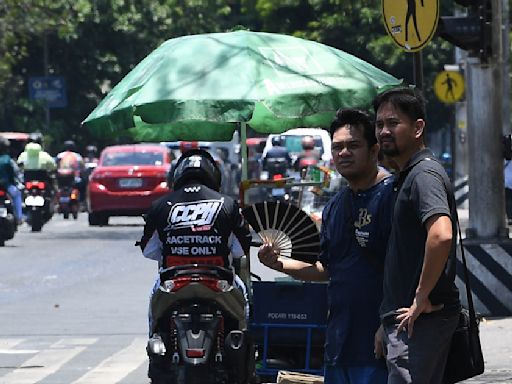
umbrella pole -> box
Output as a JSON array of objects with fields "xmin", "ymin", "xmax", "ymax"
[
  {"xmin": 240, "ymin": 122, "xmax": 248, "ymax": 180},
  {"xmin": 239, "ymin": 122, "xmax": 254, "ymax": 305}
]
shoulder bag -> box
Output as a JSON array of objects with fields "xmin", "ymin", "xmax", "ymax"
[{"xmin": 443, "ymin": 221, "xmax": 485, "ymax": 383}]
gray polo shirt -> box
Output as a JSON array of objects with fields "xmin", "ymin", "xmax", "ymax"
[{"xmin": 380, "ymin": 149, "xmax": 460, "ymax": 318}]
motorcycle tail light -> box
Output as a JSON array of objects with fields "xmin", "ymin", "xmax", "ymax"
[
  {"xmin": 272, "ymin": 174, "xmax": 283, "ymax": 180},
  {"xmin": 186, "ymin": 348, "xmax": 205, "ymax": 358},
  {"xmin": 71, "ymin": 192, "xmax": 78, "ymax": 199},
  {"xmin": 26, "ymin": 181, "xmax": 45, "ymax": 190},
  {"xmin": 0, "ymin": 190, "xmax": 5, "ymax": 197}
]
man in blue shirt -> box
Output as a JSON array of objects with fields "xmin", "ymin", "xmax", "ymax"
[{"xmin": 258, "ymin": 109, "xmax": 395, "ymax": 384}]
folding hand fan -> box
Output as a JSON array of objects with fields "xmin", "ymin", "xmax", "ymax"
[{"xmin": 242, "ymin": 201, "xmax": 321, "ymax": 264}]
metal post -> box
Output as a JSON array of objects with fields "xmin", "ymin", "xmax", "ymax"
[
  {"xmin": 43, "ymin": 32, "xmax": 50, "ymax": 132},
  {"xmin": 502, "ymin": 0, "xmax": 510, "ymax": 136},
  {"xmin": 465, "ymin": 0, "xmax": 508, "ymax": 238},
  {"xmin": 412, "ymin": 51, "xmax": 424, "ymax": 90}
]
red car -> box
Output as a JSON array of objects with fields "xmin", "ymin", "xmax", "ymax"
[{"xmin": 87, "ymin": 144, "xmax": 171, "ymax": 226}]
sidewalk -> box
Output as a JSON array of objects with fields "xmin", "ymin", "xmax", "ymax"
[
  {"xmin": 451, "ymin": 208, "xmax": 511, "ymax": 383},
  {"xmin": 462, "ymin": 316, "xmax": 512, "ymax": 383}
]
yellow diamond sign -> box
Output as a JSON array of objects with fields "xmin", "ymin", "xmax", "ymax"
[
  {"xmin": 382, "ymin": 0, "xmax": 439, "ymax": 52},
  {"xmin": 434, "ymin": 71, "xmax": 465, "ymax": 104}
]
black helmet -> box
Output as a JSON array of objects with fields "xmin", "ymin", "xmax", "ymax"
[
  {"xmin": 271, "ymin": 135, "xmax": 283, "ymax": 147},
  {"xmin": 28, "ymin": 132, "xmax": 43, "ymax": 144},
  {"xmin": 301, "ymin": 135, "xmax": 315, "ymax": 150},
  {"xmin": 64, "ymin": 140, "xmax": 76, "ymax": 151},
  {"xmin": 172, "ymin": 149, "xmax": 221, "ymax": 191}
]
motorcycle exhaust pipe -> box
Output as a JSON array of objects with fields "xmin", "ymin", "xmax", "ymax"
[{"xmin": 147, "ymin": 334, "xmax": 166, "ymax": 356}]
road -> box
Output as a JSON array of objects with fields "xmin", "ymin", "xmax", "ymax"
[{"xmin": 0, "ymin": 214, "xmax": 154, "ymax": 384}]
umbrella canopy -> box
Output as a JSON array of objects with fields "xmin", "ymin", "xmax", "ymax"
[{"xmin": 83, "ymin": 30, "xmax": 401, "ymax": 142}]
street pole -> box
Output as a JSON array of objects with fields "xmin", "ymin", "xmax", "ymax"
[
  {"xmin": 413, "ymin": 51, "xmax": 424, "ymax": 90},
  {"xmin": 43, "ymin": 32, "xmax": 50, "ymax": 133},
  {"xmin": 466, "ymin": 0, "xmax": 507, "ymax": 239},
  {"xmin": 502, "ymin": 0, "xmax": 510, "ymax": 137}
]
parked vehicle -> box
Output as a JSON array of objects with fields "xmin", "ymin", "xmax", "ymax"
[
  {"xmin": 87, "ymin": 144, "xmax": 171, "ymax": 226},
  {"xmin": 0, "ymin": 184, "xmax": 17, "ymax": 246},
  {"xmin": 56, "ymin": 171, "xmax": 80, "ymax": 219},
  {"xmin": 23, "ymin": 169, "xmax": 55, "ymax": 232},
  {"xmin": 147, "ymin": 265, "xmax": 255, "ymax": 384}
]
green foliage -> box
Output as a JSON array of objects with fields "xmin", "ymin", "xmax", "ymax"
[{"xmin": 0, "ymin": 0, "xmax": 485, "ymax": 152}]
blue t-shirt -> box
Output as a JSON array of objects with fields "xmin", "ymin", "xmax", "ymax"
[{"xmin": 319, "ymin": 176, "xmax": 394, "ymax": 366}]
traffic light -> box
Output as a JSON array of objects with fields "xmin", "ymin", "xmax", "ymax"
[{"xmin": 437, "ymin": 0, "xmax": 492, "ymax": 62}]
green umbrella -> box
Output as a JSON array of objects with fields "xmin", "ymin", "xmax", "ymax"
[{"xmin": 82, "ymin": 30, "xmax": 401, "ymax": 143}]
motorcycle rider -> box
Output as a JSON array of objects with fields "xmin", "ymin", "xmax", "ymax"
[
  {"xmin": 138, "ymin": 148, "xmax": 252, "ymax": 335},
  {"xmin": 261, "ymin": 135, "xmax": 292, "ymax": 177},
  {"xmin": 0, "ymin": 137, "xmax": 23, "ymax": 224},
  {"xmin": 17, "ymin": 132, "xmax": 55, "ymax": 170},
  {"xmin": 18, "ymin": 142, "xmax": 57, "ymax": 172},
  {"xmin": 56, "ymin": 140, "xmax": 85, "ymax": 202},
  {"xmin": 294, "ymin": 135, "xmax": 321, "ymax": 172}
]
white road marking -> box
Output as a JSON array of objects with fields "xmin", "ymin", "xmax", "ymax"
[
  {"xmin": 0, "ymin": 338, "xmax": 96, "ymax": 384},
  {"xmin": 71, "ymin": 337, "xmax": 147, "ymax": 384}
]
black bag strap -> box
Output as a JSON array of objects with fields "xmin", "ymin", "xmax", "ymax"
[{"xmin": 456, "ymin": 218, "xmax": 479, "ymax": 330}]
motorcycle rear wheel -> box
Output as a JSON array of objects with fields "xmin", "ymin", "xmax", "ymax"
[{"xmin": 31, "ymin": 210, "xmax": 43, "ymax": 232}]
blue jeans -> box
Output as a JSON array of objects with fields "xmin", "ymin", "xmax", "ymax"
[
  {"xmin": 7, "ymin": 184, "xmax": 22, "ymax": 221},
  {"xmin": 324, "ymin": 365, "xmax": 388, "ymax": 384}
]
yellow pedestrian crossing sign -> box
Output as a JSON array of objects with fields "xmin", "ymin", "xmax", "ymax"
[
  {"xmin": 382, "ymin": 0, "xmax": 439, "ymax": 52},
  {"xmin": 434, "ymin": 71, "xmax": 465, "ymax": 104}
]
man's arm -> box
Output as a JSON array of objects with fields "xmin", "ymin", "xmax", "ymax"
[
  {"xmin": 258, "ymin": 243, "xmax": 328, "ymax": 282},
  {"xmin": 397, "ymin": 213, "xmax": 452, "ymax": 336}
]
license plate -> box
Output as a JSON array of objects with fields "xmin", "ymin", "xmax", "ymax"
[
  {"xmin": 25, "ymin": 195, "xmax": 45, "ymax": 207},
  {"xmin": 0, "ymin": 207, "xmax": 7, "ymax": 218},
  {"xmin": 119, "ymin": 178, "xmax": 143, "ymax": 188},
  {"xmin": 272, "ymin": 188, "xmax": 285, "ymax": 196},
  {"xmin": 59, "ymin": 196, "xmax": 70, "ymax": 203}
]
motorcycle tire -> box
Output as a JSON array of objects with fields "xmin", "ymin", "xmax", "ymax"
[
  {"xmin": 31, "ymin": 210, "xmax": 43, "ymax": 232},
  {"xmin": 0, "ymin": 239, "xmax": 4, "ymax": 247},
  {"xmin": 63, "ymin": 212, "xmax": 69, "ymax": 220},
  {"xmin": 72, "ymin": 211, "xmax": 78, "ymax": 220}
]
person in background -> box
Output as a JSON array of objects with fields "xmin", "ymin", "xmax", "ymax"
[
  {"xmin": 17, "ymin": 132, "xmax": 55, "ymax": 171},
  {"xmin": 18, "ymin": 142, "xmax": 56, "ymax": 172},
  {"xmin": 258, "ymin": 108, "xmax": 394, "ymax": 384},
  {"xmin": 374, "ymin": 87, "xmax": 460, "ymax": 384},
  {"xmin": 0, "ymin": 137, "xmax": 23, "ymax": 224},
  {"xmin": 261, "ymin": 135, "xmax": 292, "ymax": 175},
  {"xmin": 294, "ymin": 135, "xmax": 321, "ymax": 172},
  {"xmin": 56, "ymin": 140, "xmax": 85, "ymax": 202}
]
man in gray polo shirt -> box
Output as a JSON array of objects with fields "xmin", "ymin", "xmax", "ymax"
[{"xmin": 373, "ymin": 87, "xmax": 460, "ymax": 384}]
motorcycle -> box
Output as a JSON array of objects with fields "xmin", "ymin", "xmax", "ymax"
[
  {"xmin": 24, "ymin": 170, "xmax": 54, "ymax": 232},
  {"xmin": 0, "ymin": 184, "xmax": 17, "ymax": 246},
  {"xmin": 56, "ymin": 173, "xmax": 80, "ymax": 220},
  {"xmin": 147, "ymin": 264, "xmax": 255, "ymax": 384},
  {"xmin": 263, "ymin": 157, "xmax": 292, "ymax": 202}
]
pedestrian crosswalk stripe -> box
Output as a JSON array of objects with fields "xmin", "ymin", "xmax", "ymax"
[
  {"xmin": 0, "ymin": 338, "xmax": 33, "ymax": 354},
  {"xmin": 70, "ymin": 337, "xmax": 147, "ymax": 384},
  {"xmin": 0, "ymin": 338, "xmax": 96, "ymax": 384}
]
